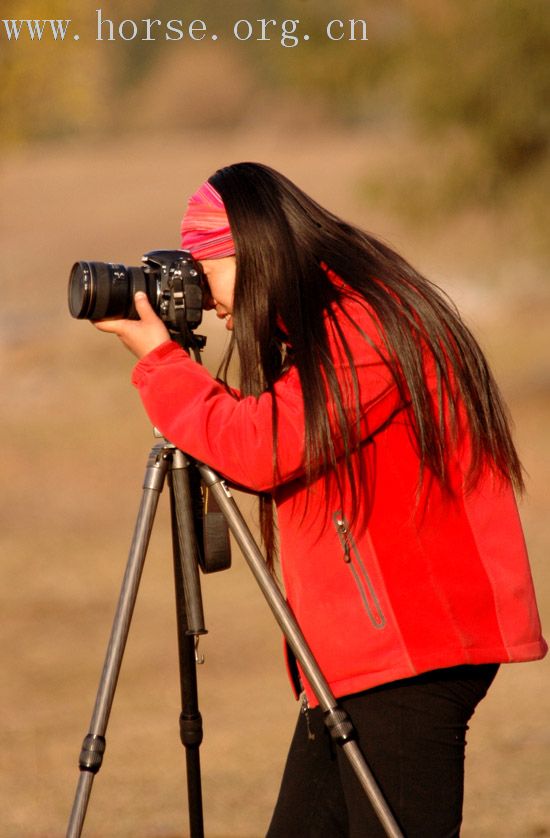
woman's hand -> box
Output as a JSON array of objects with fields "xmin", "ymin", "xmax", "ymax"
[{"xmin": 93, "ymin": 292, "xmax": 171, "ymax": 359}]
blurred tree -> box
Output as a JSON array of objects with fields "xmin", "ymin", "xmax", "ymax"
[
  {"xmin": 1, "ymin": 0, "xmax": 548, "ymax": 207},
  {"xmin": 0, "ymin": 0, "xmax": 110, "ymax": 142},
  {"xmin": 404, "ymin": 0, "xmax": 550, "ymax": 183}
]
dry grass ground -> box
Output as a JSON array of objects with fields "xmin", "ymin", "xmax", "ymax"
[{"xmin": 1, "ymin": 129, "xmax": 548, "ymax": 836}]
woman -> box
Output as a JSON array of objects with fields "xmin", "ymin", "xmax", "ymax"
[{"xmin": 95, "ymin": 162, "xmax": 546, "ymax": 836}]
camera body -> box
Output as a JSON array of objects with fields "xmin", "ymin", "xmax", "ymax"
[{"xmin": 68, "ymin": 249, "xmax": 206, "ymax": 335}]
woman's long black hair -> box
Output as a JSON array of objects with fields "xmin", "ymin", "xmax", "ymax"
[{"xmin": 208, "ymin": 162, "xmax": 523, "ymax": 567}]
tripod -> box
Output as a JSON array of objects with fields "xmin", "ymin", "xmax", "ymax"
[{"xmin": 66, "ymin": 440, "xmax": 404, "ymax": 838}]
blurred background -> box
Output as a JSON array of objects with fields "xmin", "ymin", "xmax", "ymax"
[{"xmin": 1, "ymin": 1, "xmax": 549, "ymax": 835}]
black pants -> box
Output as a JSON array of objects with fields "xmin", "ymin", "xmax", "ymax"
[{"xmin": 267, "ymin": 664, "xmax": 499, "ymax": 837}]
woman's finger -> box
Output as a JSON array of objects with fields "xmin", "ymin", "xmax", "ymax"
[
  {"xmin": 92, "ymin": 318, "xmax": 127, "ymax": 334},
  {"xmin": 134, "ymin": 291, "xmax": 156, "ymax": 320}
]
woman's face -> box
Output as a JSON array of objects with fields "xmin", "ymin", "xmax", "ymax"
[{"xmin": 200, "ymin": 256, "xmax": 236, "ymax": 331}]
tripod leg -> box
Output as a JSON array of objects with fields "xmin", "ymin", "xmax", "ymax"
[
  {"xmin": 198, "ymin": 464, "xmax": 404, "ymax": 838},
  {"xmin": 67, "ymin": 444, "xmax": 169, "ymax": 838},
  {"xmin": 170, "ymin": 450, "xmax": 207, "ymax": 635},
  {"xmin": 169, "ymin": 453, "xmax": 206, "ymax": 838}
]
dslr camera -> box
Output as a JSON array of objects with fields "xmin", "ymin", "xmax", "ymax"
[{"xmin": 68, "ymin": 250, "xmax": 207, "ymax": 339}]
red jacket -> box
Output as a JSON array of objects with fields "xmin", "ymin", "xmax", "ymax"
[{"xmin": 132, "ymin": 288, "xmax": 547, "ymax": 705}]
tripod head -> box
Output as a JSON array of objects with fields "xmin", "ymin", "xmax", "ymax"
[{"xmin": 171, "ymin": 324, "xmax": 206, "ymax": 360}]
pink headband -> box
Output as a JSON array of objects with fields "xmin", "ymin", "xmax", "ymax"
[{"xmin": 180, "ymin": 181, "xmax": 235, "ymax": 260}]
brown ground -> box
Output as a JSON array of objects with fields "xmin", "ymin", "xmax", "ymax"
[{"xmin": 1, "ymin": 129, "xmax": 548, "ymax": 836}]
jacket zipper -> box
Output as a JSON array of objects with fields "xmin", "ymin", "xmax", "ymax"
[
  {"xmin": 333, "ymin": 512, "xmax": 386, "ymax": 630},
  {"xmin": 300, "ymin": 690, "xmax": 315, "ymax": 740}
]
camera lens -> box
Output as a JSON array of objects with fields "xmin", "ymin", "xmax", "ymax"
[{"xmin": 68, "ymin": 262, "xmax": 149, "ymax": 320}]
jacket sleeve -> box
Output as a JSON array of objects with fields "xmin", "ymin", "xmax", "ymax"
[{"xmin": 131, "ymin": 334, "xmax": 402, "ymax": 492}]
